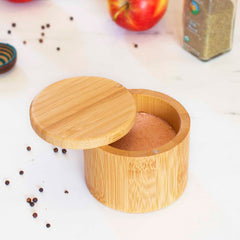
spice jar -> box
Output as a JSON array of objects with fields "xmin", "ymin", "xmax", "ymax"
[
  {"xmin": 30, "ymin": 76, "xmax": 190, "ymax": 213},
  {"xmin": 183, "ymin": 0, "xmax": 238, "ymax": 61}
]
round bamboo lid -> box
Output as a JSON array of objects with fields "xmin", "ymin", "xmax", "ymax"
[{"xmin": 30, "ymin": 76, "xmax": 136, "ymax": 149}]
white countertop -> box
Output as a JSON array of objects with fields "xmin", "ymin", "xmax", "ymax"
[{"xmin": 0, "ymin": 0, "xmax": 240, "ymax": 239}]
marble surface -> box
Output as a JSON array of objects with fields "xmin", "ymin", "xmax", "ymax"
[{"xmin": 0, "ymin": 0, "xmax": 240, "ymax": 239}]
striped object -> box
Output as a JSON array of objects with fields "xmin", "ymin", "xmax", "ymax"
[{"xmin": 0, "ymin": 43, "xmax": 17, "ymax": 74}]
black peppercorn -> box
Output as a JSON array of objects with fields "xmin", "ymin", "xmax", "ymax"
[
  {"xmin": 53, "ymin": 147, "xmax": 58, "ymax": 153},
  {"xmin": 39, "ymin": 187, "xmax": 44, "ymax": 193},
  {"xmin": 62, "ymin": 149, "xmax": 67, "ymax": 154},
  {"xmin": 27, "ymin": 146, "xmax": 31, "ymax": 151},
  {"xmin": 5, "ymin": 180, "xmax": 10, "ymax": 185},
  {"xmin": 19, "ymin": 170, "xmax": 24, "ymax": 175},
  {"xmin": 33, "ymin": 197, "xmax": 38, "ymax": 203},
  {"xmin": 46, "ymin": 223, "xmax": 51, "ymax": 228}
]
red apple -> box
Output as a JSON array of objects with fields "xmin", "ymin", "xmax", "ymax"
[
  {"xmin": 7, "ymin": 0, "xmax": 34, "ymax": 2},
  {"xmin": 108, "ymin": 0, "xmax": 169, "ymax": 31}
]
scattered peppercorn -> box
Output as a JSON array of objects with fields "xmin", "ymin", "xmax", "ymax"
[
  {"xmin": 5, "ymin": 180, "xmax": 10, "ymax": 186},
  {"xmin": 46, "ymin": 223, "xmax": 51, "ymax": 228},
  {"xmin": 26, "ymin": 198, "xmax": 32, "ymax": 203},
  {"xmin": 56, "ymin": 47, "xmax": 60, "ymax": 51},
  {"xmin": 46, "ymin": 23, "xmax": 50, "ymax": 28},
  {"xmin": 53, "ymin": 147, "xmax": 58, "ymax": 153},
  {"xmin": 19, "ymin": 170, "xmax": 24, "ymax": 175},
  {"xmin": 64, "ymin": 190, "xmax": 69, "ymax": 194},
  {"xmin": 12, "ymin": 23, "xmax": 16, "ymax": 27},
  {"xmin": 41, "ymin": 32, "xmax": 45, "ymax": 37},
  {"xmin": 41, "ymin": 25, "xmax": 45, "ymax": 30},
  {"xmin": 23, "ymin": 41, "xmax": 27, "ymax": 45},
  {"xmin": 39, "ymin": 39, "xmax": 43, "ymax": 43},
  {"xmin": 134, "ymin": 43, "xmax": 138, "ymax": 48},
  {"xmin": 7, "ymin": 30, "xmax": 11, "ymax": 34},
  {"xmin": 30, "ymin": 202, "xmax": 35, "ymax": 207},
  {"xmin": 39, "ymin": 187, "xmax": 44, "ymax": 193},
  {"xmin": 27, "ymin": 146, "xmax": 31, "ymax": 151},
  {"xmin": 62, "ymin": 149, "xmax": 67, "ymax": 154},
  {"xmin": 33, "ymin": 197, "xmax": 38, "ymax": 203},
  {"xmin": 33, "ymin": 213, "xmax": 38, "ymax": 218},
  {"xmin": 70, "ymin": 16, "xmax": 74, "ymax": 21}
]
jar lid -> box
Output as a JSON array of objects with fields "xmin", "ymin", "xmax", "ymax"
[{"xmin": 30, "ymin": 76, "xmax": 136, "ymax": 149}]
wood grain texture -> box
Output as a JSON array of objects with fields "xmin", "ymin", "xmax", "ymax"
[
  {"xmin": 30, "ymin": 76, "xmax": 136, "ymax": 149},
  {"xmin": 84, "ymin": 89, "xmax": 190, "ymax": 213}
]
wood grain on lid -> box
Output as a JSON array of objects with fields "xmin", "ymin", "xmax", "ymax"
[{"xmin": 30, "ymin": 76, "xmax": 136, "ymax": 149}]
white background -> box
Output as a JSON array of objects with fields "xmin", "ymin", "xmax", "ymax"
[{"xmin": 0, "ymin": 0, "xmax": 240, "ymax": 239}]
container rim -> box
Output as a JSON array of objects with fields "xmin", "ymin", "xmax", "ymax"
[{"xmin": 100, "ymin": 89, "xmax": 190, "ymax": 157}]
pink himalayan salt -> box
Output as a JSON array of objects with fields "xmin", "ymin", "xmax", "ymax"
[{"xmin": 111, "ymin": 112, "xmax": 176, "ymax": 151}]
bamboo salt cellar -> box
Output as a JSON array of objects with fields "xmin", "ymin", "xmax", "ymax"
[{"xmin": 30, "ymin": 76, "xmax": 190, "ymax": 213}]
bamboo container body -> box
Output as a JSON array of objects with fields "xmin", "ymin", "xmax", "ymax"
[{"xmin": 84, "ymin": 89, "xmax": 190, "ymax": 213}]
